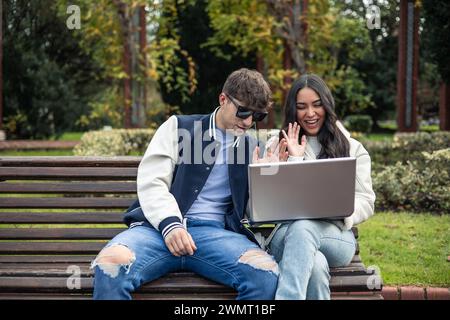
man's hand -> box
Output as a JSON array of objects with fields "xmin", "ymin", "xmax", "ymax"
[
  {"xmin": 252, "ymin": 138, "xmax": 288, "ymax": 163},
  {"xmin": 164, "ymin": 228, "xmax": 197, "ymax": 257}
]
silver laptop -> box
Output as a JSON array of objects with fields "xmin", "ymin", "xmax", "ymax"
[{"xmin": 247, "ymin": 157, "xmax": 356, "ymax": 224}]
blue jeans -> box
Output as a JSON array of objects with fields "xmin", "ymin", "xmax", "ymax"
[
  {"xmin": 268, "ymin": 219, "xmax": 356, "ymax": 300},
  {"xmin": 92, "ymin": 219, "xmax": 279, "ymax": 300}
]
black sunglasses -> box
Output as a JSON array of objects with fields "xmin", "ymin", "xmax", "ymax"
[{"xmin": 225, "ymin": 93, "xmax": 268, "ymax": 122}]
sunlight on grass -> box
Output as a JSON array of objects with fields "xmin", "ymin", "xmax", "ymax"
[
  {"xmin": 51, "ymin": 132, "xmax": 84, "ymax": 141},
  {"xmin": 358, "ymin": 211, "xmax": 450, "ymax": 287}
]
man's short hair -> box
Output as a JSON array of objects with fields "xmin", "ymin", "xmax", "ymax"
[{"xmin": 222, "ymin": 68, "xmax": 273, "ymax": 111}]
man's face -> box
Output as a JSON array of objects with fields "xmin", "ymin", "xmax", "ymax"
[{"xmin": 216, "ymin": 93, "xmax": 262, "ymax": 136}]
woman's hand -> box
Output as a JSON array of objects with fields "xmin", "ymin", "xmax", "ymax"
[{"xmin": 281, "ymin": 122, "xmax": 307, "ymax": 158}]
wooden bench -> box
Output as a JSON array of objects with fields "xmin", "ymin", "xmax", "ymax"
[{"xmin": 0, "ymin": 156, "xmax": 383, "ymax": 300}]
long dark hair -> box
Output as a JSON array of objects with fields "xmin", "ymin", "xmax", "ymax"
[{"xmin": 281, "ymin": 74, "xmax": 350, "ymax": 159}]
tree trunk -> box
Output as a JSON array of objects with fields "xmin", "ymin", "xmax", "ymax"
[
  {"xmin": 114, "ymin": 0, "xmax": 132, "ymax": 129},
  {"xmin": 440, "ymin": 82, "xmax": 450, "ymax": 131}
]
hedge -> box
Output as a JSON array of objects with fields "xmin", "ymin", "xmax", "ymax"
[{"xmin": 73, "ymin": 129, "xmax": 155, "ymax": 156}]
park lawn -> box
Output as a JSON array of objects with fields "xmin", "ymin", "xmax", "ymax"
[
  {"xmin": 358, "ymin": 211, "xmax": 450, "ymax": 287},
  {"xmin": 50, "ymin": 131, "xmax": 84, "ymax": 141}
]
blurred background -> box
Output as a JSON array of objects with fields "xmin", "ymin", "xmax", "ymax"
[
  {"xmin": 1, "ymin": 0, "xmax": 449, "ymax": 140},
  {"xmin": 0, "ymin": 0, "xmax": 449, "ymax": 290}
]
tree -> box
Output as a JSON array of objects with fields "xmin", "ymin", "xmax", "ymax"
[
  {"xmin": 3, "ymin": 0, "xmax": 105, "ymax": 138},
  {"xmin": 336, "ymin": 0, "xmax": 401, "ymax": 129},
  {"xmin": 156, "ymin": 0, "xmax": 256, "ymax": 115},
  {"xmin": 204, "ymin": 0, "xmax": 372, "ymax": 118},
  {"xmin": 69, "ymin": 0, "xmax": 199, "ymax": 126},
  {"xmin": 422, "ymin": 0, "xmax": 450, "ymax": 130},
  {"xmin": 422, "ymin": 0, "xmax": 450, "ymax": 83}
]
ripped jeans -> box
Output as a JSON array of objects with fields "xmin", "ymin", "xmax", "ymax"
[{"xmin": 92, "ymin": 219, "xmax": 279, "ymax": 300}]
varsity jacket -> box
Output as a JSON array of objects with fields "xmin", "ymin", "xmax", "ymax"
[{"xmin": 123, "ymin": 112, "xmax": 259, "ymax": 244}]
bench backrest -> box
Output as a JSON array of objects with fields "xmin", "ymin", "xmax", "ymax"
[
  {"xmin": 0, "ymin": 157, "xmax": 141, "ymax": 258},
  {"xmin": 0, "ymin": 156, "xmax": 359, "ymax": 260}
]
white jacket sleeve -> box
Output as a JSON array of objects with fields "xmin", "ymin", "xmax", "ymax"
[
  {"xmin": 343, "ymin": 141, "xmax": 376, "ymax": 230},
  {"xmin": 136, "ymin": 115, "xmax": 183, "ymax": 234}
]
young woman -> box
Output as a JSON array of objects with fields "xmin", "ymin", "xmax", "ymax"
[{"xmin": 266, "ymin": 74, "xmax": 376, "ymax": 300}]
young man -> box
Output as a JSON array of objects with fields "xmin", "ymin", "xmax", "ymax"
[{"xmin": 91, "ymin": 68, "xmax": 279, "ymax": 300}]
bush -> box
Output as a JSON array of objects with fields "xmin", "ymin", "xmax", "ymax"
[
  {"xmin": 362, "ymin": 131, "xmax": 450, "ymax": 170},
  {"xmin": 345, "ymin": 115, "xmax": 373, "ymax": 133},
  {"xmin": 73, "ymin": 129, "xmax": 155, "ymax": 156},
  {"xmin": 373, "ymin": 148, "xmax": 450, "ymax": 213}
]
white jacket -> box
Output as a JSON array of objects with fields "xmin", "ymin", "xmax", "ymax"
[{"xmin": 264, "ymin": 123, "xmax": 376, "ymax": 230}]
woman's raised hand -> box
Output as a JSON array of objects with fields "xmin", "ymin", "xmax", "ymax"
[{"xmin": 281, "ymin": 122, "xmax": 307, "ymax": 158}]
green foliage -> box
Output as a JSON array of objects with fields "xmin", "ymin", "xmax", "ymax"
[
  {"xmin": 422, "ymin": 0, "xmax": 450, "ymax": 83},
  {"xmin": 362, "ymin": 131, "xmax": 450, "ymax": 169},
  {"xmin": 373, "ymin": 148, "xmax": 450, "ymax": 213},
  {"xmin": 340, "ymin": 0, "xmax": 400, "ymax": 126},
  {"xmin": 204, "ymin": 0, "xmax": 373, "ymax": 116},
  {"xmin": 157, "ymin": 0, "xmax": 256, "ymax": 115},
  {"xmin": 3, "ymin": 0, "xmax": 105, "ymax": 138},
  {"xmin": 76, "ymin": 87, "xmax": 124, "ymax": 130},
  {"xmin": 344, "ymin": 115, "xmax": 373, "ymax": 134},
  {"xmin": 365, "ymin": 132, "xmax": 450, "ymax": 213},
  {"xmin": 68, "ymin": 0, "xmax": 198, "ymax": 122},
  {"xmin": 73, "ymin": 129, "xmax": 155, "ymax": 156}
]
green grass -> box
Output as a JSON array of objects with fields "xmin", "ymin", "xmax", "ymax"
[
  {"xmin": 419, "ymin": 124, "xmax": 440, "ymax": 132},
  {"xmin": 50, "ymin": 131, "xmax": 84, "ymax": 141},
  {"xmin": 358, "ymin": 211, "xmax": 450, "ymax": 287},
  {"xmin": 378, "ymin": 121, "xmax": 440, "ymax": 133},
  {"xmin": 378, "ymin": 120, "xmax": 397, "ymax": 131}
]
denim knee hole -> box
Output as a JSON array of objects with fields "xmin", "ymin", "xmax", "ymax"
[
  {"xmin": 90, "ymin": 244, "xmax": 136, "ymax": 278},
  {"xmin": 238, "ymin": 248, "xmax": 279, "ymax": 276}
]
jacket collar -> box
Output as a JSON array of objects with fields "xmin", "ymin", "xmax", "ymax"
[{"xmin": 208, "ymin": 107, "xmax": 243, "ymax": 148}]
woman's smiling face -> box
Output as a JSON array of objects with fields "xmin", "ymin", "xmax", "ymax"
[{"xmin": 296, "ymin": 87, "xmax": 326, "ymax": 136}]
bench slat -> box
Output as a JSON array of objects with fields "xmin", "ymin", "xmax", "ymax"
[
  {"xmin": 0, "ymin": 212, "xmax": 124, "ymax": 224},
  {"xmin": 0, "ymin": 228, "xmax": 126, "ymax": 240},
  {"xmin": 0, "ymin": 275, "xmax": 231, "ymax": 293},
  {"xmin": 0, "ymin": 255, "xmax": 98, "ymax": 263},
  {"xmin": 0, "ymin": 262, "xmax": 371, "ymax": 277},
  {"xmin": 0, "ymin": 255, "xmax": 363, "ymax": 264},
  {"xmin": 0, "ymin": 197, "xmax": 134, "ymax": 209},
  {"xmin": 0, "ymin": 167, "xmax": 137, "ymax": 180},
  {"xmin": 0, "ymin": 156, "xmax": 142, "ymax": 167},
  {"xmin": 0, "ymin": 273, "xmax": 380, "ymax": 293},
  {"xmin": 0, "ymin": 242, "xmax": 106, "ymax": 254},
  {"xmin": 0, "ymin": 292, "xmax": 383, "ymax": 300},
  {"xmin": 0, "ymin": 182, "xmax": 137, "ymax": 194},
  {"xmin": 0, "ymin": 292, "xmax": 237, "ymax": 300}
]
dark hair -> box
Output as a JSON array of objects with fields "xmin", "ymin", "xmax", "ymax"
[
  {"xmin": 222, "ymin": 68, "xmax": 273, "ymax": 111},
  {"xmin": 281, "ymin": 73, "xmax": 350, "ymax": 159}
]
